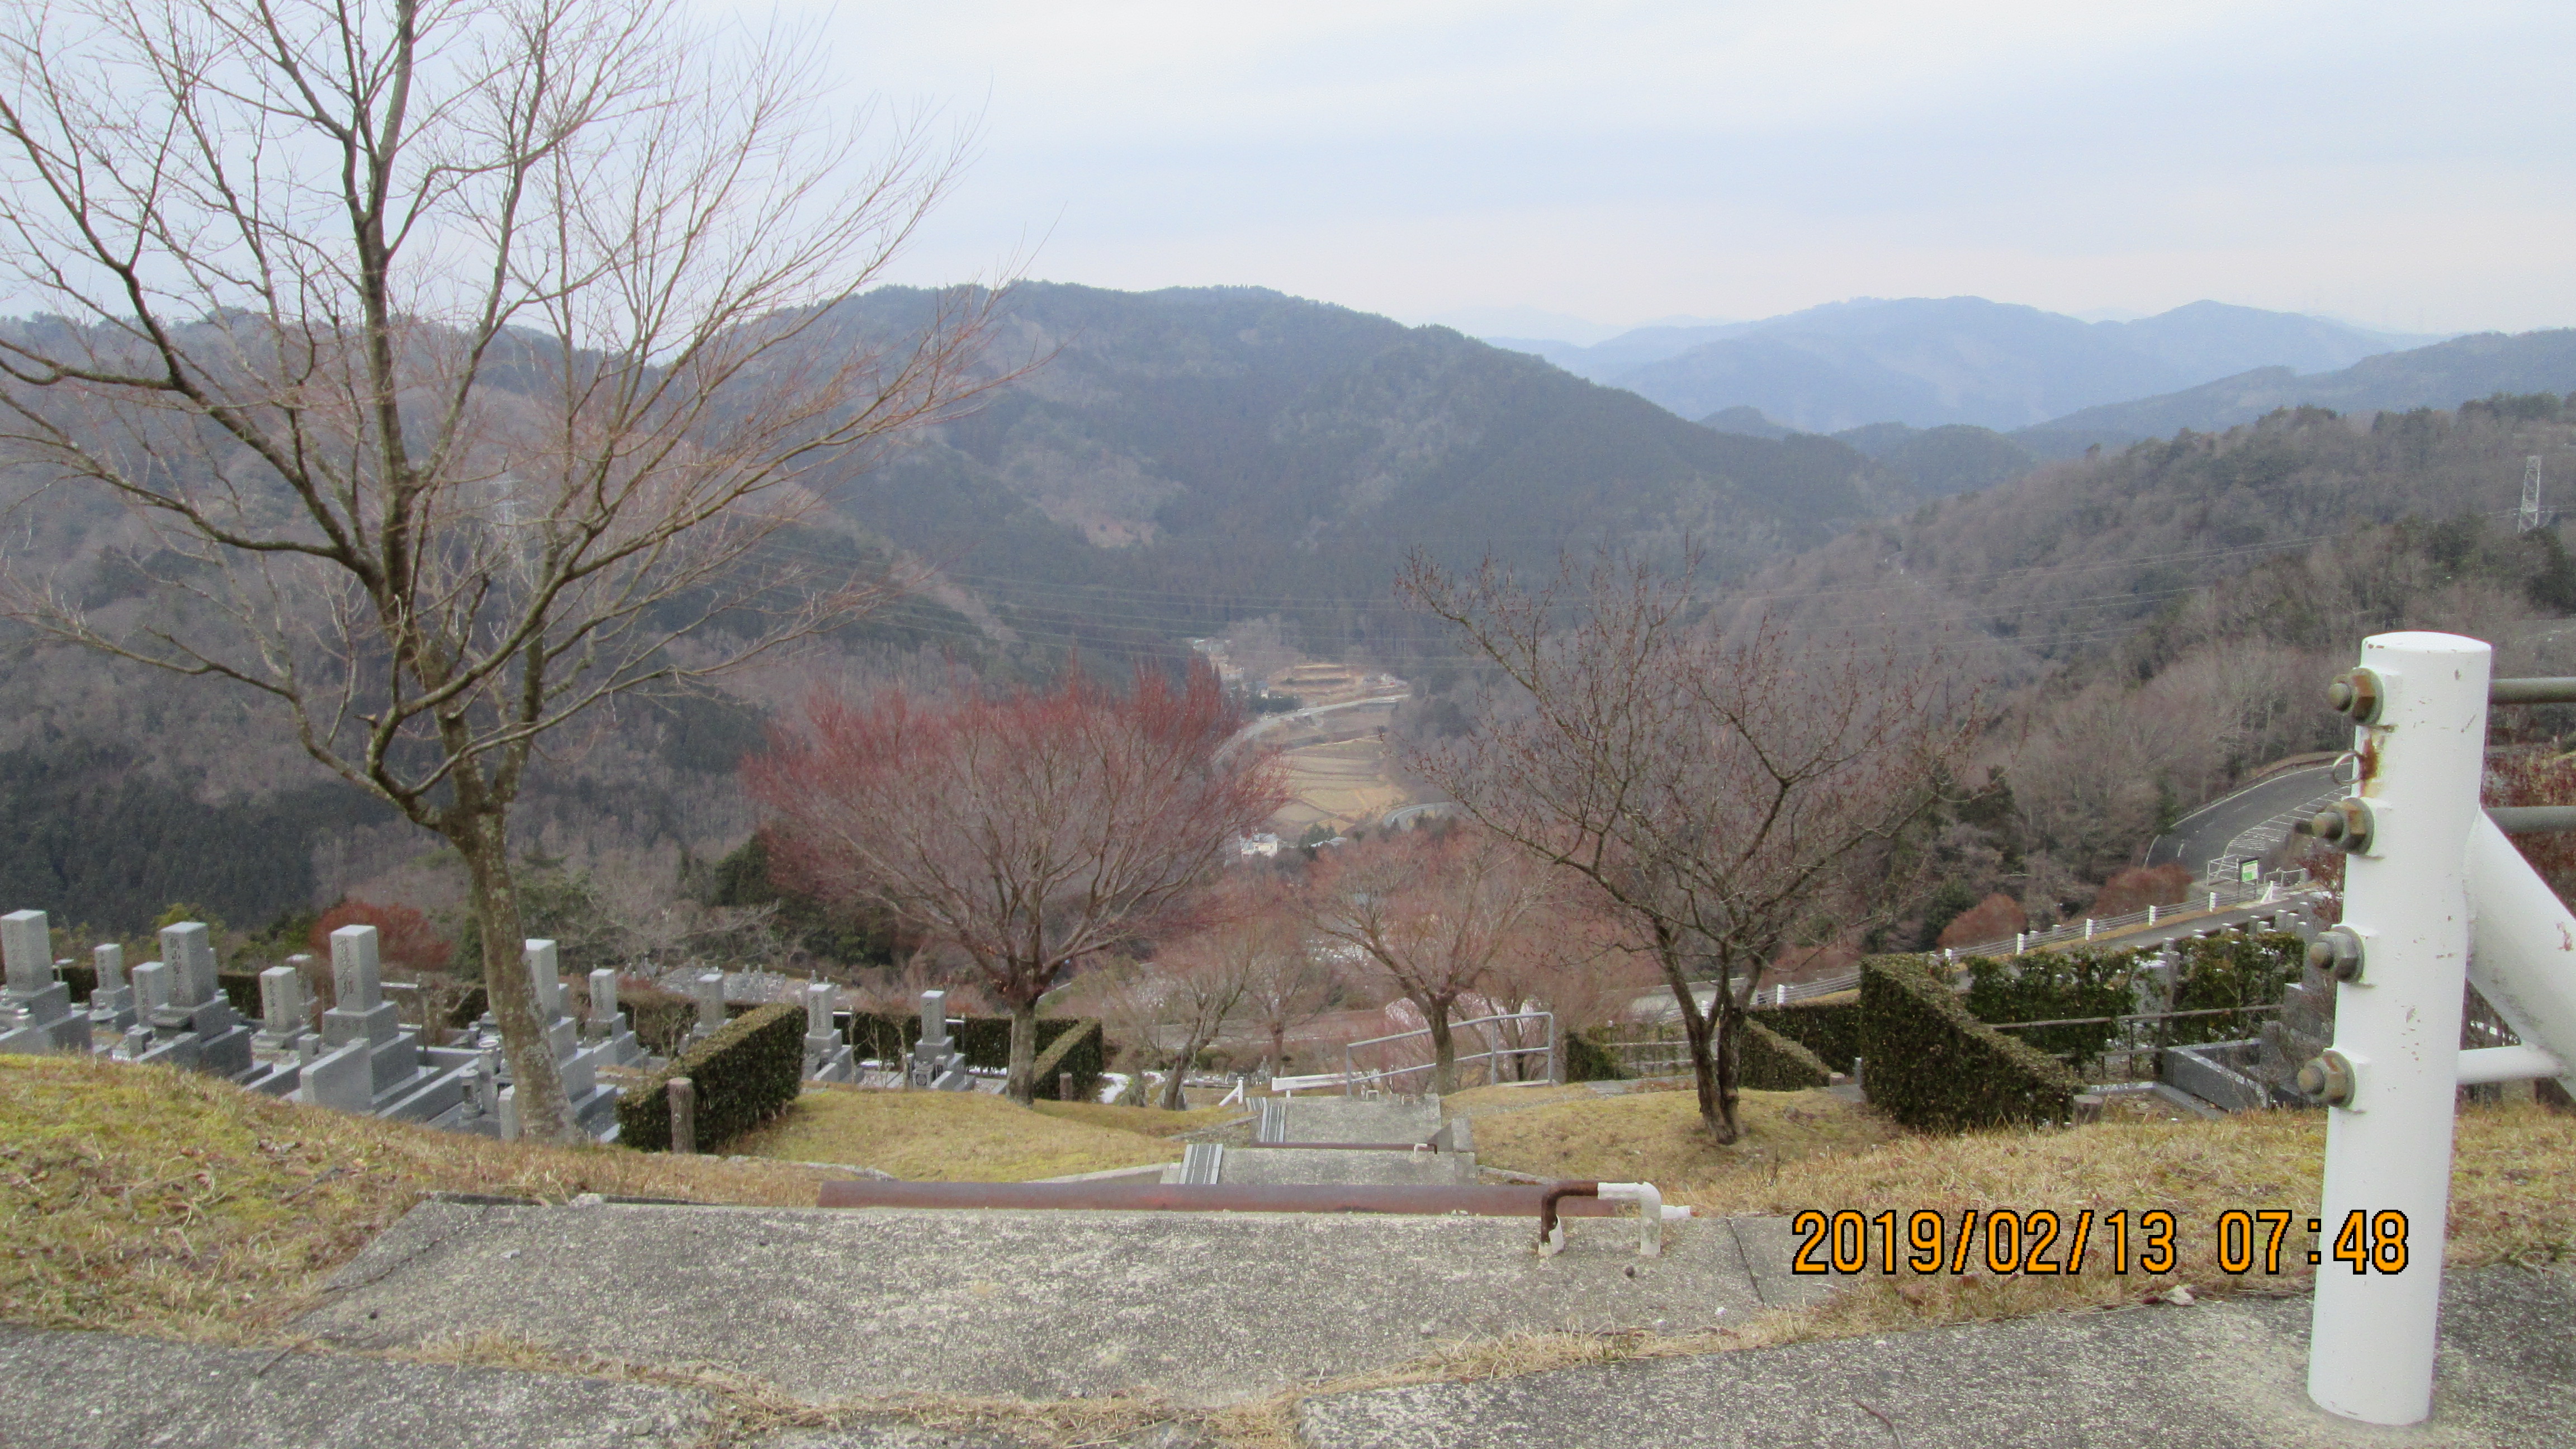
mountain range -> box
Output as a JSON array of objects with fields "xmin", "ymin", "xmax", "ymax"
[{"xmin": 1488, "ymin": 297, "xmax": 2441, "ymax": 432}]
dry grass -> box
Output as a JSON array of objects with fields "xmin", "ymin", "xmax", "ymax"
[
  {"xmin": 1472, "ymin": 1087, "xmax": 1898, "ymax": 1195},
  {"xmin": 1437, "ymin": 1082, "xmax": 1599, "ymax": 1119},
  {"xmin": 13, "ymin": 1049, "xmax": 2569, "ymax": 1449},
  {"xmin": 1030, "ymin": 1099, "xmax": 1244, "ymax": 1138},
  {"xmin": 725, "ymin": 1085, "xmax": 1186, "ymax": 1181},
  {"xmin": 1202, "ymin": 1100, "xmax": 2576, "ymax": 1448},
  {"xmin": 0, "ymin": 1054, "xmax": 834, "ymax": 1345},
  {"xmin": 1681, "ymin": 1098, "xmax": 2576, "ymax": 1325}
]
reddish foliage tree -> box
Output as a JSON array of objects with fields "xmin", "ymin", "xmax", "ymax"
[
  {"xmin": 747, "ymin": 663, "xmax": 1285, "ymax": 1101},
  {"xmin": 312, "ymin": 900, "xmax": 454, "ymax": 978},
  {"xmin": 2089, "ymin": 864, "xmax": 2194, "ymax": 918},
  {"xmin": 1935, "ymin": 892, "xmax": 2028, "ymax": 950}
]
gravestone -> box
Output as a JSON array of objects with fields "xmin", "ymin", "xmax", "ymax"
[
  {"xmin": 255, "ymin": 964, "xmax": 314, "ymax": 1055},
  {"xmin": 906, "ymin": 989, "xmax": 970, "ymax": 1091},
  {"xmin": 144, "ymin": 921, "xmax": 253, "ymax": 1077},
  {"xmin": 685, "ymin": 971, "xmax": 725, "ymax": 1046},
  {"xmin": 293, "ymin": 924, "xmax": 466, "ymax": 1120},
  {"xmin": 86, "ymin": 943, "xmax": 136, "ymax": 1039},
  {"xmin": 0, "ymin": 910, "xmax": 88, "ymax": 1054},
  {"xmin": 584, "ymin": 968, "xmax": 645, "ymax": 1066},
  {"xmin": 802, "ymin": 981, "xmax": 855, "ymax": 1082}
]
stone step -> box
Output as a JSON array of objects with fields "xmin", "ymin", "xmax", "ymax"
[
  {"xmin": 1261, "ymin": 1095, "xmax": 1443, "ymax": 1144},
  {"xmin": 1216, "ymin": 1147, "xmax": 1476, "ymax": 1186}
]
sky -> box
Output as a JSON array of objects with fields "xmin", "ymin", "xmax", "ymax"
[{"xmin": 764, "ymin": 3, "xmax": 2575, "ymax": 338}]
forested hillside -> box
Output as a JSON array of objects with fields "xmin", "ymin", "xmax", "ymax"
[
  {"xmin": 1716, "ymin": 394, "xmax": 2576, "ymax": 929},
  {"xmin": 803, "ymin": 283, "xmax": 1929, "ymax": 661},
  {"xmin": 0, "ymin": 283, "xmax": 1948, "ymax": 933},
  {"xmin": 2021, "ymin": 329, "xmax": 2576, "ymax": 454}
]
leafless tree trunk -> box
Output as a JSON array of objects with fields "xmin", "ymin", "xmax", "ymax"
[
  {"xmin": 0, "ymin": 0, "xmax": 1002, "ymax": 1137},
  {"xmin": 1400, "ymin": 550, "xmax": 1983, "ymax": 1141},
  {"xmin": 1303, "ymin": 825, "xmax": 1550, "ymax": 1096}
]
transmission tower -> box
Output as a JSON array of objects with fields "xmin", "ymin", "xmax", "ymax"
[{"xmin": 2518, "ymin": 455, "xmax": 2545, "ymax": 533}]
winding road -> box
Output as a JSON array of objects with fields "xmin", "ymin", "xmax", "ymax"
[{"xmin": 2143, "ymin": 763, "xmax": 2345, "ymax": 875}]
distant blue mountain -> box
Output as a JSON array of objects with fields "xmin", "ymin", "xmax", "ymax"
[
  {"xmin": 2017, "ymin": 329, "xmax": 2576, "ymax": 456},
  {"xmin": 1488, "ymin": 297, "xmax": 2440, "ymax": 432}
]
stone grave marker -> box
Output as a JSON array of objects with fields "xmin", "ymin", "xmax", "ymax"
[
  {"xmin": 0, "ymin": 910, "xmax": 87, "ymax": 1054},
  {"xmin": 803, "ymin": 981, "xmax": 855, "ymax": 1082}
]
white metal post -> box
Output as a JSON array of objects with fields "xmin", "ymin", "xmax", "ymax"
[{"xmin": 2307, "ymin": 632, "xmax": 2488, "ymax": 1426}]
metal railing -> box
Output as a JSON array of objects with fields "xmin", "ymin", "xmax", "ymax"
[
  {"xmin": 1941, "ymin": 872, "xmax": 2316, "ymax": 963},
  {"xmin": 1328, "ymin": 1010, "xmax": 1557, "ymax": 1095}
]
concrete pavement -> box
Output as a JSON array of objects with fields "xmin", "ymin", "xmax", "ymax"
[
  {"xmin": 292, "ymin": 1198, "xmax": 1823, "ymax": 1407},
  {"xmin": 1295, "ymin": 1266, "xmax": 2576, "ymax": 1449},
  {"xmin": 0, "ymin": 1324, "xmax": 1022, "ymax": 1448}
]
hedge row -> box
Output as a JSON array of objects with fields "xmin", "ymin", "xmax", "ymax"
[
  {"xmin": 614, "ymin": 1002, "xmax": 803, "ymax": 1152},
  {"xmin": 841, "ymin": 1010, "xmax": 1104, "ymax": 1099},
  {"xmin": 1859, "ymin": 955, "xmax": 2083, "ymax": 1131},
  {"xmin": 1960, "ymin": 949, "xmax": 2134, "ymax": 1071},
  {"xmin": 1751, "ymin": 997, "xmax": 1861, "ymax": 1076},
  {"xmin": 53, "ymin": 961, "xmax": 263, "ymax": 1015},
  {"xmin": 1564, "ymin": 1030, "xmax": 1626, "ymax": 1083},
  {"xmin": 1737, "ymin": 1017, "xmax": 1832, "ymax": 1090},
  {"xmin": 1026, "ymin": 1019, "xmax": 1105, "ymax": 1101}
]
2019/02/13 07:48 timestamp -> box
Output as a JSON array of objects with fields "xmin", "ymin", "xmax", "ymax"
[{"xmin": 1787, "ymin": 1209, "xmax": 2412, "ymax": 1277}]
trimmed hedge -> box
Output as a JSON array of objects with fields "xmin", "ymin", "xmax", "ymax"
[
  {"xmin": 2167, "ymin": 934, "xmax": 2303, "ymax": 1046},
  {"xmin": 1753, "ymin": 998, "xmax": 1862, "ymax": 1076},
  {"xmin": 615, "ymin": 1002, "xmax": 803, "ymax": 1152},
  {"xmin": 841, "ymin": 1010, "xmax": 1104, "ymax": 1099},
  {"xmin": 1860, "ymin": 955, "xmax": 2082, "ymax": 1131},
  {"xmin": 1961, "ymin": 949, "xmax": 2133, "ymax": 1071},
  {"xmin": 1737, "ymin": 1017, "xmax": 1832, "ymax": 1090},
  {"xmin": 1026, "ymin": 1018, "xmax": 1105, "ymax": 1101},
  {"xmin": 1564, "ymin": 1029, "xmax": 1627, "ymax": 1082}
]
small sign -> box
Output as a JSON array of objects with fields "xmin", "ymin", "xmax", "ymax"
[{"xmin": 2239, "ymin": 859, "xmax": 2261, "ymax": 884}]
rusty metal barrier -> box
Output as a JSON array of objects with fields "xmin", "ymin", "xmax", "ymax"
[{"xmin": 814, "ymin": 1179, "xmax": 1624, "ymax": 1216}]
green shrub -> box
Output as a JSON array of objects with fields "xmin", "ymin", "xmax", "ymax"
[
  {"xmin": 1754, "ymin": 997, "xmax": 1861, "ymax": 1074},
  {"xmin": 1860, "ymin": 955, "xmax": 2082, "ymax": 1132},
  {"xmin": 615, "ymin": 1002, "xmax": 803, "ymax": 1152},
  {"xmin": 2166, "ymin": 933, "xmax": 2302, "ymax": 1045},
  {"xmin": 1027, "ymin": 1018, "xmax": 1105, "ymax": 1101},
  {"xmin": 1961, "ymin": 949, "xmax": 2134, "ymax": 1072},
  {"xmin": 841, "ymin": 1009, "xmax": 1100, "ymax": 1087},
  {"xmin": 1737, "ymin": 1017, "xmax": 1831, "ymax": 1090},
  {"xmin": 1563, "ymin": 1029, "xmax": 1627, "ymax": 1082}
]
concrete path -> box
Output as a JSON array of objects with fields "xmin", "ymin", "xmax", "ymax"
[
  {"xmin": 0, "ymin": 1324, "xmax": 1015, "ymax": 1448},
  {"xmin": 1262, "ymin": 1096, "xmax": 1441, "ymax": 1144},
  {"xmin": 1296, "ymin": 1266, "xmax": 2576, "ymax": 1449},
  {"xmin": 294, "ymin": 1198, "xmax": 1823, "ymax": 1407},
  {"xmin": 1218, "ymin": 1145, "xmax": 1475, "ymax": 1185}
]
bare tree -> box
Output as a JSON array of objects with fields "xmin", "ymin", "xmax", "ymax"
[
  {"xmin": 1303, "ymin": 825, "xmax": 1551, "ymax": 1095},
  {"xmin": 0, "ymin": 0, "xmax": 1001, "ymax": 1137},
  {"xmin": 1401, "ymin": 551, "xmax": 1982, "ymax": 1142},
  {"xmin": 1237, "ymin": 901, "xmax": 1338, "ymax": 1077},
  {"xmin": 1135, "ymin": 874, "xmax": 1308, "ymax": 1106},
  {"xmin": 747, "ymin": 662, "xmax": 1286, "ymax": 1102}
]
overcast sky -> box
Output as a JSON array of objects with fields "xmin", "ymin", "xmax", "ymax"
[{"xmin": 771, "ymin": 1, "xmax": 2576, "ymax": 339}]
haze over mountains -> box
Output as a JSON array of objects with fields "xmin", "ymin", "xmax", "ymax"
[
  {"xmin": 11, "ymin": 277, "xmax": 2576, "ymax": 934},
  {"xmin": 1488, "ymin": 297, "xmax": 2444, "ymax": 432}
]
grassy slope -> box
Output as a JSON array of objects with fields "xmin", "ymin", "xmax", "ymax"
[
  {"xmin": 724, "ymin": 1086, "xmax": 1203, "ymax": 1180},
  {"xmin": 1467, "ymin": 1086, "xmax": 1896, "ymax": 1187},
  {"xmin": 11, "ymin": 1049, "xmax": 2569, "ymax": 1449},
  {"xmin": 1470, "ymin": 1084, "xmax": 2575, "ymax": 1332},
  {"xmin": 0, "ymin": 1055, "xmax": 835, "ymax": 1343}
]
